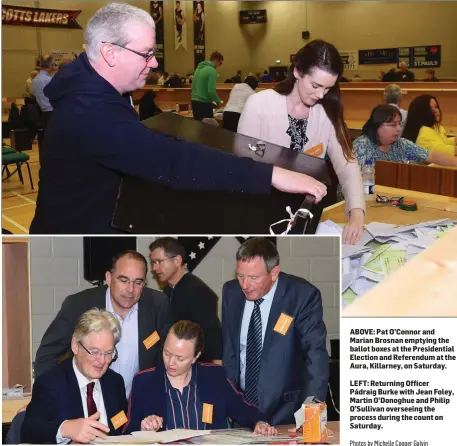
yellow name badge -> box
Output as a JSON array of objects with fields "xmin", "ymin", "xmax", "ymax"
[
  {"xmin": 202, "ymin": 403, "xmax": 213, "ymax": 424},
  {"xmin": 111, "ymin": 410, "xmax": 128, "ymax": 430},
  {"xmin": 304, "ymin": 143, "xmax": 324, "ymax": 157},
  {"xmin": 143, "ymin": 331, "xmax": 160, "ymax": 350},
  {"xmin": 273, "ymin": 313, "xmax": 294, "ymax": 336}
]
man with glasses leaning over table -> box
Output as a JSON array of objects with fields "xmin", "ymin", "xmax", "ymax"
[
  {"xmin": 29, "ymin": 2, "xmax": 326, "ymax": 234},
  {"xmin": 21, "ymin": 309, "xmax": 127, "ymax": 444},
  {"xmin": 34, "ymin": 250, "xmax": 171, "ymax": 398}
]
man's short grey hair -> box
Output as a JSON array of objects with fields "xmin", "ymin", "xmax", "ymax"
[
  {"xmin": 236, "ymin": 237, "xmax": 280, "ymax": 273},
  {"xmin": 399, "ymin": 61, "xmax": 407, "ymax": 68},
  {"xmin": 384, "ymin": 84, "xmax": 402, "ymax": 105},
  {"xmin": 84, "ymin": 2, "xmax": 155, "ymax": 63},
  {"xmin": 73, "ymin": 308, "xmax": 121, "ymax": 344}
]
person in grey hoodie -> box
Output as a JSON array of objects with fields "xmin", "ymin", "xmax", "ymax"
[{"xmin": 191, "ymin": 51, "xmax": 223, "ymax": 121}]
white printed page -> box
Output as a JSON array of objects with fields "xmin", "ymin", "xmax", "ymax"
[{"xmin": 341, "ymin": 319, "xmax": 457, "ymax": 446}]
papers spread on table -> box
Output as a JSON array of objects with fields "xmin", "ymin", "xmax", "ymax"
[
  {"xmin": 316, "ymin": 219, "xmax": 456, "ymax": 308},
  {"xmin": 188, "ymin": 428, "xmax": 294, "ymax": 445},
  {"xmin": 92, "ymin": 428, "xmax": 211, "ymax": 444}
]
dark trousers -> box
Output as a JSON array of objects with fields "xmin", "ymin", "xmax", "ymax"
[
  {"xmin": 191, "ymin": 101, "xmax": 213, "ymax": 121},
  {"xmin": 222, "ymin": 111, "xmax": 241, "ymax": 132},
  {"xmin": 37, "ymin": 111, "xmax": 53, "ymax": 161}
]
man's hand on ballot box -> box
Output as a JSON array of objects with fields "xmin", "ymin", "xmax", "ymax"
[
  {"xmin": 61, "ymin": 411, "xmax": 109, "ymax": 444},
  {"xmin": 271, "ymin": 167, "xmax": 327, "ymax": 202}
]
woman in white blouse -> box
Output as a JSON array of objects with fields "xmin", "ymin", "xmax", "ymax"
[{"xmin": 223, "ymin": 76, "xmax": 258, "ymax": 132}]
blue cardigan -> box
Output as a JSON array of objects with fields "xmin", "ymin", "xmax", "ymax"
[{"xmin": 124, "ymin": 362, "xmax": 266, "ymax": 433}]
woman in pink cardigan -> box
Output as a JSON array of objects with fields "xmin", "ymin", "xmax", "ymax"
[{"xmin": 238, "ymin": 40, "xmax": 365, "ymax": 245}]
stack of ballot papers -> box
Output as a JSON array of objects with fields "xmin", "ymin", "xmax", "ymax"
[
  {"xmin": 92, "ymin": 428, "xmax": 211, "ymax": 444},
  {"xmin": 316, "ymin": 219, "xmax": 456, "ymax": 308}
]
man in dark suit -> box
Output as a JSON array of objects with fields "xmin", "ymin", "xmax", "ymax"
[
  {"xmin": 34, "ymin": 250, "xmax": 170, "ymax": 397},
  {"xmin": 222, "ymin": 238, "xmax": 329, "ymax": 425},
  {"xmin": 149, "ymin": 237, "xmax": 222, "ymax": 362},
  {"xmin": 22, "ymin": 309, "xmax": 127, "ymax": 444}
]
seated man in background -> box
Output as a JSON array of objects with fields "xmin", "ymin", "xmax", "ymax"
[
  {"xmin": 21, "ymin": 309, "xmax": 127, "ymax": 444},
  {"xmin": 222, "ymin": 238, "xmax": 329, "ymax": 425},
  {"xmin": 164, "ymin": 72, "xmax": 182, "ymax": 88},
  {"xmin": 260, "ymin": 70, "xmax": 272, "ymax": 82},
  {"xmin": 383, "ymin": 84, "xmax": 407, "ymax": 130},
  {"xmin": 381, "ymin": 67, "xmax": 396, "ymax": 82},
  {"xmin": 24, "ymin": 70, "xmax": 38, "ymax": 104},
  {"xmin": 395, "ymin": 62, "xmax": 415, "ymax": 82},
  {"xmin": 158, "ymin": 71, "xmax": 169, "ymax": 85},
  {"xmin": 424, "ymin": 69, "xmax": 439, "ymax": 82},
  {"xmin": 149, "ymin": 237, "xmax": 222, "ymax": 362},
  {"xmin": 34, "ymin": 250, "xmax": 170, "ymax": 398},
  {"xmin": 232, "ymin": 69, "xmax": 242, "ymax": 83}
]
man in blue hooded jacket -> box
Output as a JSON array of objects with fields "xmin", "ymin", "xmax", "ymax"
[{"xmin": 30, "ymin": 3, "xmax": 326, "ymax": 234}]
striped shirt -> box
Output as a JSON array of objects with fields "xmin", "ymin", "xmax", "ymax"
[{"xmin": 165, "ymin": 364, "xmax": 204, "ymax": 430}]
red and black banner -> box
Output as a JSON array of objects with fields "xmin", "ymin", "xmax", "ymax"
[
  {"xmin": 150, "ymin": 1, "xmax": 164, "ymax": 71},
  {"xmin": 193, "ymin": 1, "xmax": 205, "ymax": 69},
  {"xmin": 2, "ymin": 4, "xmax": 82, "ymax": 29}
]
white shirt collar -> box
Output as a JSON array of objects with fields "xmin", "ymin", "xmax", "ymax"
[
  {"xmin": 72, "ymin": 357, "xmax": 98, "ymax": 391},
  {"xmin": 259, "ymin": 276, "xmax": 279, "ymax": 302},
  {"xmin": 105, "ymin": 287, "xmax": 139, "ymax": 317}
]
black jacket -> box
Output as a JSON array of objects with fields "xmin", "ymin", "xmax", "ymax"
[
  {"xmin": 165, "ymin": 273, "xmax": 222, "ymax": 361},
  {"xmin": 34, "ymin": 286, "xmax": 171, "ymax": 378},
  {"xmin": 30, "ymin": 53, "xmax": 272, "ymax": 234}
]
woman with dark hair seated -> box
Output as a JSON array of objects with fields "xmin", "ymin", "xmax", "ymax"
[
  {"xmin": 124, "ymin": 321, "xmax": 277, "ymax": 436},
  {"xmin": 402, "ymin": 95, "xmax": 456, "ymax": 156},
  {"xmin": 353, "ymin": 104, "xmax": 457, "ymax": 169},
  {"xmin": 223, "ymin": 76, "xmax": 259, "ymax": 132},
  {"xmin": 237, "ymin": 40, "xmax": 365, "ymax": 245}
]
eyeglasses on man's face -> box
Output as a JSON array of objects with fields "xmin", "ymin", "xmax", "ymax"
[
  {"xmin": 115, "ymin": 275, "xmax": 146, "ymax": 287},
  {"xmin": 102, "ymin": 41, "xmax": 157, "ymax": 62},
  {"xmin": 150, "ymin": 255, "xmax": 177, "ymax": 267},
  {"xmin": 79, "ymin": 341, "xmax": 118, "ymax": 361}
]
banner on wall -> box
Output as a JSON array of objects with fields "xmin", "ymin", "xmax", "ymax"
[
  {"xmin": 359, "ymin": 48, "xmax": 398, "ymax": 65},
  {"xmin": 193, "ymin": 1, "xmax": 205, "ymax": 69},
  {"xmin": 398, "ymin": 46, "xmax": 412, "ymax": 67},
  {"xmin": 174, "ymin": 0, "xmax": 187, "ymax": 51},
  {"xmin": 150, "ymin": 1, "xmax": 165, "ymax": 71},
  {"xmin": 340, "ymin": 51, "xmax": 358, "ymax": 70},
  {"xmin": 410, "ymin": 45, "xmax": 441, "ymax": 68},
  {"xmin": 2, "ymin": 4, "xmax": 82, "ymax": 29}
]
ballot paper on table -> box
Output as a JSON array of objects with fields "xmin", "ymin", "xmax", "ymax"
[
  {"xmin": 92, "ymin": 435, "xmax": 150, "ymax": 444},
  {"xmin": 188, "ymin": 428, "xmax": 294, "ymax": 445},
  {"xmin": 340, "ymin": 219, "xmax": 456, "ymax": 309},
  {"xmin": 92, "ymin": 429, "xmax": 211, "ymax": 444},
  {"xmin": 132, "ymin": 429, "xmax": 210, "ymax": 443}
]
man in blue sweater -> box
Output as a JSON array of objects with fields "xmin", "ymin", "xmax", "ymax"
[{"xmin": 30, "ymin": 3, "xmax": 326, "ymax": 234}]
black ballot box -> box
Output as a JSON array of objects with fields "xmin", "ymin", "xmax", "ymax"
[{"xmin": 112, "ymin": 113, "xmax": 336, "ymax": 234}]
